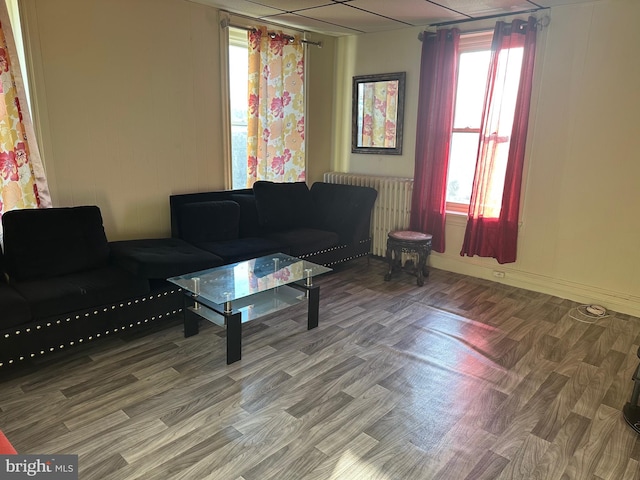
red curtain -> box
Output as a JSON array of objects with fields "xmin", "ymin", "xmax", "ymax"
[
  {"xmin": 409, "ymin": 29, "xmax": 459, "ymax": 253},
  {"xmin": 460, "ymin": 17, "xmax": 537, "ymax": 264}
]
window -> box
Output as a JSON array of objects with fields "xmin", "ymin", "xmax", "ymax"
[
  {"xmin": 228, "ymin": 28, "xmax": 248, "ymax": 190},
  {"xmin": 445, "ymin": 32, "xmax": 492, "ymax": 213}
]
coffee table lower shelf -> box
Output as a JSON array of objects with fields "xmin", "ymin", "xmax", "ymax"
[{"xmin": 182, "ymin": 283, "xmax": 320, "ymax": 364}]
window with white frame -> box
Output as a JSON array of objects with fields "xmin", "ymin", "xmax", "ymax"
[
  {"xmin": 445, "ymin": 32, "xmax": 493, "ymax": 213},
  {"xmin": 228, "ymin": 28, "xmax": 248, "ymax": 190}
]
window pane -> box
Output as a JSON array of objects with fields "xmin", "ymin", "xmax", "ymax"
[
  {"xmin": 231, "ymin": 125, "xmax": 248, "ymax": 189},
  {"xmin": 229, "ymin": 44, "xmax": 248, "ymax": 189},
  {"xmin": 446, "ymin": 132, "xmax": 479, "ymax": 204},
  {"xmin": 453, "ymin": 51, "xmax": 491, "ymax": 129}
]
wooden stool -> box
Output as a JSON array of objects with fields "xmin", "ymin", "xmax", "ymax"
[{"xmin": 384, "ymin": 230, "xmax": 432, "ymax": 286}]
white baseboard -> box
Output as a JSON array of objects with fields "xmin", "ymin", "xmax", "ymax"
[{"xmin": 429, "ymin": 254, "xmax": 640, "ymax": 318}]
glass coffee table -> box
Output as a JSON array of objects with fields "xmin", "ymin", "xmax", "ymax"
[{"xmin": 167, "ymin": 253, "xmax": 332, "ymax": 364}]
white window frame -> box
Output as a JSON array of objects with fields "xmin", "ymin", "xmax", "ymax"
[{"xmin": 446, "ymin": 31, "xmax": 494, "ymax": 214}]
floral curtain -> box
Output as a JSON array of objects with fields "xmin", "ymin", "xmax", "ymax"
[
  {"xmin": 0, "ymin": 6, "xmax": 50, "ymax": 242},
  {"xmin": 358, "ymin": 80, "xmax": 399, "ymax": 148},
  {"xmin": 246, "ymin": 27, "xmax": 305, "ymax": 186}
]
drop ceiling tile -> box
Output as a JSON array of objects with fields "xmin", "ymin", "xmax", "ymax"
[
  {"xmin": 436, "ymin": 0, "xmax": 535, "ymax": 16},
  {"xmin": 533, "ymin": 0, "xmax": 599, "ymax": 6},
  {"xmin": 296, "ymin": 3, "xmax": 409, "ymax": 33},
  {"xmin": 248, "ymin": 0, "xmax": 334, "ymax": 11},
  {"xmin": 189, "ymin": 0, "xmax": 284, "ymax": 17},
  {"xmin": 350, "ymin": 0, "xmax": 467, "ymax": 26},
  {"xmin": 267, "ymin": 13, "xmax": 363, "ymax": 35}
]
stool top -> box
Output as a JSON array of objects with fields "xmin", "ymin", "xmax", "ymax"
[{"xmin": 388, "ymin": 230, "xmax": 433, "ymax": 242}]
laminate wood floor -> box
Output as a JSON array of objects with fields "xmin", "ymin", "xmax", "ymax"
[{"xmin": 1, "ymin": 258, "xmax": 639, "ymax": 479}]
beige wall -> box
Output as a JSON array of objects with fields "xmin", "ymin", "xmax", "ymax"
[
  {"xmin": 332, "ymin": 0, "xmax": 640, "ymax": 316},
  {"xmin": 23, "ymin": 0, "xmax": 226, "ymax": 239},
  {"xmin": 21, "ymin": 0, "xmax": 640, "ymax": 315},
  {"xmin": 21, "ymin": 0, "xmax": 335, "ymax": 239}
]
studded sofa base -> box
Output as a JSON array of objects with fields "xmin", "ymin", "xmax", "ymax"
[{"xmin": 0, "ymin": 284, "xmax": 184, "ymax": 369}]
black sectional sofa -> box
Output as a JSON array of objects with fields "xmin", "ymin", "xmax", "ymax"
[
  {"xmin": 0, "ymin": 181, "xmax": 377, "ymax": 369},
  {"xmin": 168, "ymin": 181, "xmax": 378, "ymax": 266}
]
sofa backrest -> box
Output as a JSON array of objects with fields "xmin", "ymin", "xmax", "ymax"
[
  {"xmin": 252, "ymin": 181, "xmax": 314, "ymax": 231},
  {"xmin": 1, "ymin": 206, "xmax": 110, "ymax": 281},
  {"xmin": 178, "ymin": 200, "xmax": 240, "ymax": 243},
  {"xmin": 169, "ymin": 189, "xmax": 251, "ymax": 238},
  {"xmin": 0, "ymin": 244, "xmax": 6, "ymax": 283}
]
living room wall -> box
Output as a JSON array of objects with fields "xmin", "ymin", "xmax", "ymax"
[
  {"xmin": 19, "ymin": 0, "xmax": 334, "ymax": 240},
  {"xmin": 19, "ymin": 0, "xmax": 640, "ymax": 316},
  {"xmin": 332, "ymin": 0, "xmax": 640, "ymax": 316}
]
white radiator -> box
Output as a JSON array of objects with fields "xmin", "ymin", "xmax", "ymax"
[{"xmin": 323, "ymin": 172, "xmax": 414, "ymax": 257}]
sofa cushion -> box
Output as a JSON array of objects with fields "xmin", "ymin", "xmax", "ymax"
[
  {"xmin": 252, "ymin": 181, "xmax": 314, "ymax": 230},
  {"xmin": 310, "ymin": 182, "xmax": 378, "ymax": 243},
  {"xmin": 10, "ymin": 266, "xmax": 150, "ymax": 320},
  {"xmin": 0, "ymin": 283, "xmax": 31, "ymax": 329},
  {"xmin": 264, "ymin": 228, "xmax": 339, "ymax": 257},
  {"xmin": 192, "ymin": 237, "xmax": 288, "ymax": 264},
  {"xmin": 230, "ymin": 194, "xmax": 263, "ymax": 237},
  {"xmin": 109, "ymin": 238, "xmax": 224, "ymax": 279},
  {"xmin": 2, "ymin": 206, "xmax": 110, "ymax": 281},
  {"xmin": 179, "ymin": 201, "xmax": 240, "ymax": 244}
]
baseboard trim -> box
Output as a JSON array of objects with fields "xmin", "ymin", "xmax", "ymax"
[{"xmin": 429, "ymin": 254, "xmax": 640, "ymax": 318}]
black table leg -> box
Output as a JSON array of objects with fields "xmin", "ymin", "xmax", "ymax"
[
  {"xmin": 307, "ymin": 285, "xmax": 320, "ymax": 330},
  {"xmin": 226, "ymin": 311, "xmax": 242, "ymax": 364},
  {"xmin": 183, "ymin": 297, "xmax": 200, "ymax": 337}
]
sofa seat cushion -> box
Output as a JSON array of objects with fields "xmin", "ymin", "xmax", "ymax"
[
  {"xmin": 0, "ymin": 283, "xmax": 31, "ymax": 329},
  {"xmin": 264, "ymin": 228, "xmax": 339, "ymax": 257},
  {"xmin": 109, "ymin": 238, "xmax": 224, "ymax": 280},
  {"xmin": 10, "ymin": 266, "xmax": 150, "ymax": 320},
  {"xmin": 193, "ymin": 237, "xmax": 288, "ymax": 264}
]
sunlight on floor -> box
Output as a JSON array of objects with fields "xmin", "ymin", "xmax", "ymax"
[{"xmin": 329, "ymin": 450, "xmax": 389, "ymax": 480}]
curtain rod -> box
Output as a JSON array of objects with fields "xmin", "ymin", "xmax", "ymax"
[
  {"xmin": 220, "ymin": 17, "xmax": 323, "ymax": 48},
  {"xmin": 428, "ymin": 7, "xmax": 549, "ymax": 28}
]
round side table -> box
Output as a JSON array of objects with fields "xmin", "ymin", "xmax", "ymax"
[{"xmin": 383, "ymin": 230, "xmax": 433, "ymax": 286}]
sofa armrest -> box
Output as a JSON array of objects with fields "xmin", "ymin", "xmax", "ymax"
[{"xmin": 310, "ymin": 182, "xmax": 378, "ymax": 244}]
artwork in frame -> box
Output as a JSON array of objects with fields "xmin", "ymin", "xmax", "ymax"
[{"xmin": 352, "ymin": 71, "xmax": 406, "ymax": 155}]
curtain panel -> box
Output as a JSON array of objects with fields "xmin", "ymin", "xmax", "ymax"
[
  {"xmin": 246, "ymin": 27, "xmax": 305, "ymax": 187},
  {"xmin": 409, "ymin": 29, "xmax": 460, "ymax": 253},
  {"xmin": 0, "ymin": 6, "xmax": 50, "ymax": 241},
  {"xmin": 460, "ymin": 17, "xmax": 537, "ymax": 264}
]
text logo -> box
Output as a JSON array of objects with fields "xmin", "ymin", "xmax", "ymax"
[{"xmin": 0, "ymin": 455, "xmax": 78, "ymax": 479}]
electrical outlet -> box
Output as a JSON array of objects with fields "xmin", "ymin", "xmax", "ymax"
[{"xmin": 493, "ymin": 270, "xmax": 505, "ymax": 278}]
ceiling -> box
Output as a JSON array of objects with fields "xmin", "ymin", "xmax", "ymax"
[{"xmin": 189, "ymin": 0, "xmax": 598, "ymax": 36}]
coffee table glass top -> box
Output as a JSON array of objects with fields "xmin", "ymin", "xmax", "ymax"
[{"xmin": 167, "ymin": 253, "xmax": 332, "ymax": 305}]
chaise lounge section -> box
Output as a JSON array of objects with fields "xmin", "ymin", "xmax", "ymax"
[{"xmin": 0, "ymin": 206, "xmax": 219, "ymax": 369}]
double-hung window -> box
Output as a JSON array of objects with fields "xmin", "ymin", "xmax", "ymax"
[
  {"xmin": 228, "ymin": 28, "xmax": 249, "ymax": 190},
  {"xmin": 445, "ymin": 32, "xmax": 493, "ymax": 213}
]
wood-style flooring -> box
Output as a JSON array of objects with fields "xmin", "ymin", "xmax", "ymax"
[{"xmin": 1, "ymin": 257, "xmax": 639, "ymax": 479}]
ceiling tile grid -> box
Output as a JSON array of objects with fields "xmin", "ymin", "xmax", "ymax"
[{"xmin": 190, "ymin": 0, "xmax": 600, "ymax": 35}]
